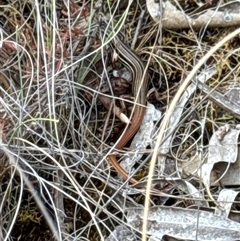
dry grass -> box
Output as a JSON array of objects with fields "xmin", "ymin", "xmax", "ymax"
[{"xmin": 0, "ymin": 0, "xmax": 240, "ymax": 241}]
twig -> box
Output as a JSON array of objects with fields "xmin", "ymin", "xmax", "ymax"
[{"xmin": 131, "ymin": 7, "xmax": 146, "ymax": 49}]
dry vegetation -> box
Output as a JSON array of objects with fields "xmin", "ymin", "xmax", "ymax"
[{"xmin": 1, "ymin": 0, "xmax": 240, "ymax": 241}]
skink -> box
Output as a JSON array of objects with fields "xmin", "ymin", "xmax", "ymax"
[{"xmin": 101, "ymin": 23, "xmax": 148, "ymax": 185}]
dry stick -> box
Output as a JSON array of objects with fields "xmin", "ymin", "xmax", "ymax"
[
  {"xmin": 142, "ymin": 27, "xmax": 240, "ymax": 241},
  {"xmin": 131, "ymin": 7, "xmax": 146, "ymax": 49}
]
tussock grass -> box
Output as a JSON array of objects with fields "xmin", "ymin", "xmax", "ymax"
[{"xmin": 1, "ymin": 1, "xmax": 240, "ymax": 241}]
